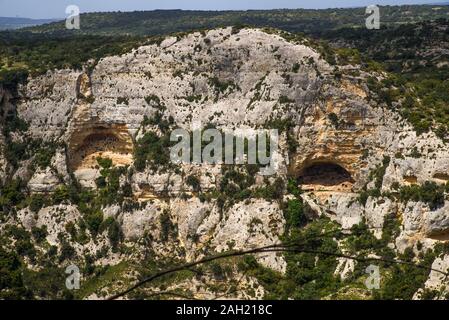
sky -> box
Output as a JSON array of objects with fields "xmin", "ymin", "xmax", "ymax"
[{"xmin": 0, "ymin": 0, "xmax": 441, "ymax": 19}]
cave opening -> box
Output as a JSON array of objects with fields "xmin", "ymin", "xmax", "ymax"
[
  {"xmin": 68, "ymin": 126, "xmax": 134, "ymax": 172},
  {"xmin": 297, "ymin": 162, "xmax": 354, "ymax": 192}
]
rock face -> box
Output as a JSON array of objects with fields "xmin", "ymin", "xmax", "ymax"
[
  {"xmin": 414, "ymin": 254, "xmax": 449, "ymax": 300},
  {"xmin": 1, "ymin": 27, "xmax": 449, "ymax": 299},
  {"xmin": 27, "ymin": 167, "xmax": 61, "ymax": 192},
  {"xmin": 17, "ymin": 70, "xmax": 79, "ymax": 141}
]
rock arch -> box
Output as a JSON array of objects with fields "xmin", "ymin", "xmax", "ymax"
[{"xmin": 67, "ymin": 124, "xmax": 134, "ymax": 184}]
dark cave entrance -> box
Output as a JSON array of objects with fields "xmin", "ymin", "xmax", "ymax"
[
  {"xmin": 297, "ymin": 162, "xmax": 354, "ymax": 191},
  {"xmin": 79, "ymin": 132, "xmax": 122, "ymax": 155}
]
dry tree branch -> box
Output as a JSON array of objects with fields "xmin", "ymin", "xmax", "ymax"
[
  {"xmin": 108, "ymin": 240, "xmax": 449, "ymax": 300},
  {"xmin": 107, "ymin": 244, "xmax": 281, "ymax": 300}
]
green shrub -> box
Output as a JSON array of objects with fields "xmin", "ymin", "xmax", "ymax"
[
  {"xmin": 210, "ymin": 262, "xmax": 224, "ymax": 280},
  {"xmin": 65, "ymin": 222, "xmax": 77, "ymax": 239},
  {"xmin": 96, "ymin": 157, "xmax": 113, "ymax": 169},
  {"xmin": 279, "ymin": 96, "xmax": 294, "ymax": 104},
  {"xmin": 31, "ymin": 226, "xmax": 48, "ymax": 243},
  {"xmin": 347, "ymin": 220, "xmax": 381, "ymax": 252},
  {"xmin": 7, "ymin": 226, "xmax": 36, "ymax": 258},
  {"xmin": 399, "ymin": 181, "xmax": 446, "ymax": 210},
  {"xmin": 100, "ymin": 217, "xmax": 122, "ymax": 248},
  {"xmin": 107, "ymin": 220, "xmax": 122, "ymax": 248},
  {"xmin": 29, "ymin": 194, "xmax": 45, "ymax": 213},
  {"xmin": 95, "ymin": 176, "xmax": 107, "ymax": 188},
  {"xmin": 208, "ymin": 77, "xmax": 236, "ymax": 95},
  {"xmin": 287, "ymin": 178, "xmax": 301, "ymax": 197},
  {"xmin": 144, "ymin": 95, "xmax": 166, "ymax": 111},
  {"xmin": 159, "ymin": 210, "xmax": 174, "ymax": 242},
  {"xmin": 376, "ymin": 249, "xmax": 436, "ymax": 300},
  {"xmin": 116, "ymin": 97, "xmax": 129, "ymax": 105},
  {"xmin": 52, "ymin": 185, "xmax": 70, "ymax": 204},
  {"xmin": 0, "ymin": 179, "xmax": 25, "ymax": 209},
  {"xmin": 284, "ymin": 198, "xmax": 306, "ymax": 231},
  {"xmin": 122, "ymin": 183, "xmax": 133, "ymax": 197},
  {"xmin": 292, "ymin": 63, "xmax": 300, "ymax": 73},
  {"xmin": 59, "ymin": 241, "xmax": 75, "ymax": 262},
  {"xmin": 368, "ymin": 156, "xmax": 391, "ymax": 190},
  {"xmin": 0, "ymin": 68, "xmax": 28, "ymax": 91},
  {"xmin": 0, "ymin": 247, "xmax": 27, "ymax": 299},
  {"xmin": 85, "ymin": 211, "xmax": 104, "ymax": 236},
  {"xmin": 381, "ymin": 213, "xmax": 401, "ymax": 245},
  {"xmin": 34, "ymin": 144, "xmax": 56, "ymax": 170},
  {"xmin": 254, "ymin": 177, "xmax": 285, "ymax": 200},
  {"xmin": 357, "ymin": 188, "xmax": 381, "ymax": 206},
  {"xmin": 4, "ymin": 140, "xmax": 28, "ymax": 168},
  {"xmin": 134, "ymin": 131, "xmax": 173, "ymax": 172},
  {"xmin": 186, "ymin": 175, "xmax": 201, "ymax": 192}
]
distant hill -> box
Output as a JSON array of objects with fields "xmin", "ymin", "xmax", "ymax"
[
  {"xmin": 22, "ymin": 5, "xmax": 449, "ymax": 36},
  {"xmin": 0, "ymin": 17, "xmax": 59, "ymax": 30}
]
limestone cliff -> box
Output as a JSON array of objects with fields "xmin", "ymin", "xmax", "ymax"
[{"xmin": 1, "ymin": 27, "xmax": 449, "ymax": 300}]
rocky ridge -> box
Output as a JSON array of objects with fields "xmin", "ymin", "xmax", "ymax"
[{"xmin": 1, "ymin": 27, "xmax": 449, "ymax": 299}]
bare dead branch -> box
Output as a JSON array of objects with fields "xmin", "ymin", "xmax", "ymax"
[{"xmin": 108, "ymin": 241, "xmax": 449, "ymax": 300}]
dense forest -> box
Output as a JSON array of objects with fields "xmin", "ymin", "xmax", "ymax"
[{"xmin": 21, "ymin": 5, "xmax": 449, "ymax": 36}]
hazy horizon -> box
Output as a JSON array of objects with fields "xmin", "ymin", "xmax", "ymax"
[{"xmin": 0, "ymin": 0, "xmax": 442, "ymax": 19}]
